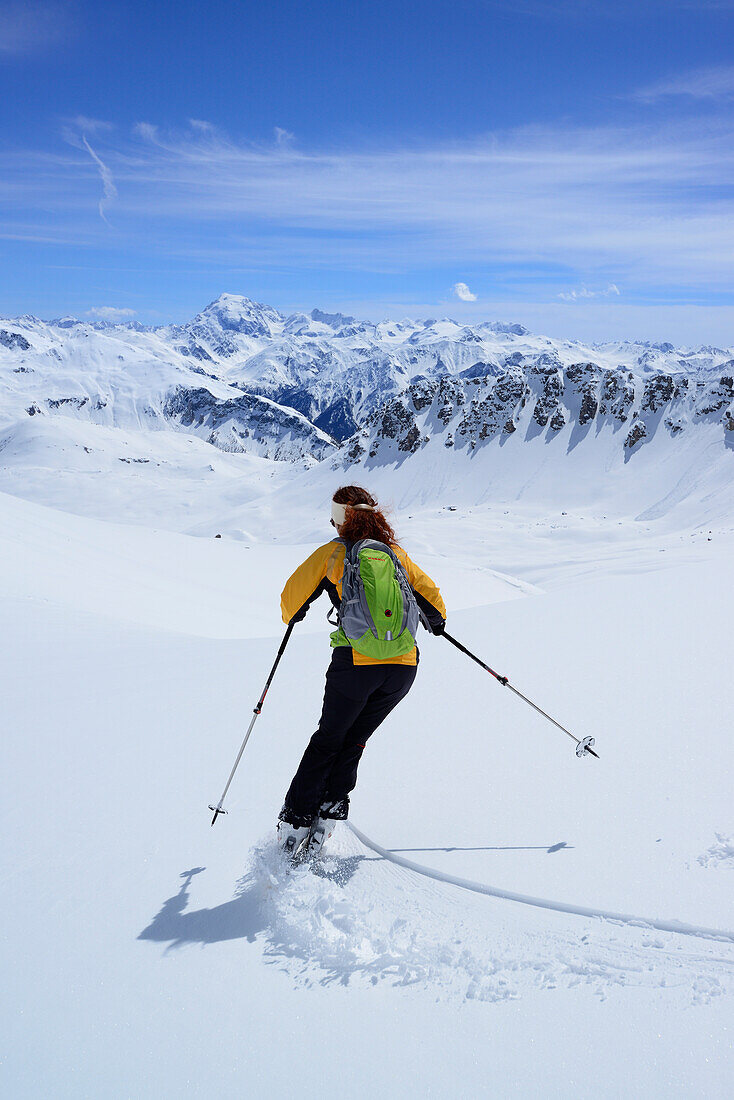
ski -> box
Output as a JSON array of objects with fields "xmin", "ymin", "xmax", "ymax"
[
  {"xmin": 302, "ymin": 820, "xmax": 327, "ymax": 860},
  {"xmin": 281, "ymin": 817, "xmax": 334, "ymax": 868}
]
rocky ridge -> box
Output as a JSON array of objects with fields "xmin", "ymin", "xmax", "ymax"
[{"xmin": 334, "ymin": 360, "xmax": 734, "ymax": 469}]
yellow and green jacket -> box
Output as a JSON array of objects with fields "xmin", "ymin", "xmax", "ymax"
[{"xmin": 280, "ymin": 540, "xmax": 446, "ymax": 666}]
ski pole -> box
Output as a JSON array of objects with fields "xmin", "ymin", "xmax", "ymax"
[
  {"xmin": 208, "ymin": 622, "xmax": 295, "ymax": 825},
  {"xmin": 442, "ymin": 630, "xmax": 599, "ymax": 760}
]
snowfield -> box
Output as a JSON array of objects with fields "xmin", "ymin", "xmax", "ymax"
[
  {"xmin": 1, "ymin": 298, "xmax": 733, "ymax": 1096},
  {"xmin": 2, "ymin": 482, "xmax": 733, "ymax": 1098}
]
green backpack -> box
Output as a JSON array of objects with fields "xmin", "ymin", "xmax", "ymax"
[{"xmin": 331, "ymin": 538, "xmax": 424, "ymax": 659}]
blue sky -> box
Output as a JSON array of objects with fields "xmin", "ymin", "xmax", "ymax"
[{"xmin": 2, "ymin": 0, "xmax": 734, "ymax": 342}]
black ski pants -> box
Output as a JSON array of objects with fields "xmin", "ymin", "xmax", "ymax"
[{"xmin": 284, "ymin": 647, "xmax": 417, "ymax": 819}]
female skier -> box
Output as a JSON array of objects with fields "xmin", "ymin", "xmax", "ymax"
[{"xmin": 277, "ymin": 484, "xmax": 446, "ymax": 858}]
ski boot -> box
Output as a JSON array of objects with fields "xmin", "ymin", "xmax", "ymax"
[
  {"xmin": 303, "ymin": 797, "xmax": 350, "ymax": 860},
  {"xmin": 276, "ymin": 805, "xmax": 313, "ymax": 862}
]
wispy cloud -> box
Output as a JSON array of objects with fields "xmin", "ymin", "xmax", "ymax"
[
  {"xmin": 60, "ymin": 116, "xmax": 114, "ymax": 148},
  {"xmin": 558, "ymin": 283, "xmax": 620, "ymax": 301},
  {"xmin": 0, "ymin": 0, "xmax": 73, "ymax": 55},
  {"xmin": 81, "ymin": 138, "xmax": 117, "ymax": 223},
  {"xmin": 86, "ymin": 306, "xmax": 136, "ymax": 320},
  {"xmin": 274, "ymin": 127, "xmax": 295, "ymax": 148},
  {"xmin": 69, "ymin": 116, "xmax": 114, "ymax": 136},
  {"xmin": 453, "ymin": 282, "xmax": 477, "ymax": 301},
  {"xmin": 634, "ymin": 66, "xmax": 734, "ymax": 102},
  {"xmin": 59, "ymin": 117, "xmax": 118, "ymax": 223},
  {"xmin": 108, "ymin": 119, "xmax": 734, "ymax": 286},
  {"xmin": 7, "ymin": 116, "xmax": 734, "ymax": 298}
]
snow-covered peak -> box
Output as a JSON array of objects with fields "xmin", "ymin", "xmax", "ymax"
[
  {"xmin": 477, "ymin": 320, "xmax": 529, "ymax": 337},
  {"xmin": 189, "ymin": 294, "xmax": 284, "ymax": 337},
  {"xmin": 283, "ymin": 312, "xmax": 335, "ymax": 337}
]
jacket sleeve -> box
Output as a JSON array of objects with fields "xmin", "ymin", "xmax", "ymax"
[
  {"xmin": 396, "ymin": 548, "xmax": 447, "ymax": 631},
  {"xmin": 280, "ymin": 543, "xmax": 340, "ymax": 624}
]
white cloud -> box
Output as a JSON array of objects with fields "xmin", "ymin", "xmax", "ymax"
[
  {"xmin": 453, "ymin": 282, "xmax": 477, "ymax": 301},
  {"xmin": 274, "ymin": 127, "xmax": 295, "ymax": 148},
  {"xmin": 134, "ymin": 122, "xmax": 159, "ymax": 142},
  {"xmin": 69, "ymin": 116, "xmax": 114, "ymax": 135},
  {"xmin": 60, "ymin": 118, "xmax": 118, "ymax": 223},
  {"xmin": 558, "ymin": 283, "xmax": 621, "ymax": 301},
  {"xmin": 189, "ymin": 119, "xmax": 215, "ymax": 133},
  {"xmin": 88, "ymin": 118, "xmax": 733, "ymax": 289},
  {"xmin": 81, "ymin": 137, "xmax": 117, "ymax": 223},
  {"xmin": 634, "ymin": 66, "xmax": 734, "ymax": 102},
  {"xmin": 60, "ymin": 117, "xmax": 114, "ymax": 150},
  {"xmin": 86, "ymin": 307, "xmax": 137, "ymax": 321},
  {"xmin": 8, "ymin": 116, "xmax": 734, "ymax": 301}
]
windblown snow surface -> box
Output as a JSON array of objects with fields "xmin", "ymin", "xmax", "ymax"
[{"xmin": 2, "ymin": 400, "xmax": 734, "ymax": 1094}]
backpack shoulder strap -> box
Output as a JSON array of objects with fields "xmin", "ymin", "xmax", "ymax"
[
  {"xmin": 325, "ymin": 538, "xmax": 347, "ymax": 581},
  {"xmin": 345, "ymin": 538, "xmax": 367, "ymax": 564}
]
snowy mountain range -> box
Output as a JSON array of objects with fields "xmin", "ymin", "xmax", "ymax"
[{"xmin": 2, "ymin": 293, "xmax": 734, "ymax": 529}]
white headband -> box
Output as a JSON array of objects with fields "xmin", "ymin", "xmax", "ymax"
[{"xmin": 331, "ymin": 500, "xmax": 376, "ymax": 526}]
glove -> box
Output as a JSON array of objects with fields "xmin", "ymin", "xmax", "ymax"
[
  {"xmin": 431, "ymin": 618, "xmax": 446, "ymax": 636},
  {"xmin": 289, "ymin": 605, "xmax": 308, "ymax": 624}
]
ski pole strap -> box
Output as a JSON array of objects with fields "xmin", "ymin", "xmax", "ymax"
[{"xmin": 442, "ymin": 631, "xmax": 508, "ymax": 685}]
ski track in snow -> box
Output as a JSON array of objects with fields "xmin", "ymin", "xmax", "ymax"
[
  {"xmin": 223, "ymin": 827, "xmax": 734, "ymax": 1007},
  {"xmin": 349, "ymin": 823, "xmax": 734, "ymax": 944}
]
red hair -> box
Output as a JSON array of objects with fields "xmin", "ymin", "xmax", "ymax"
[{"xmin": 333, "ymin": 485, "xmax": 396, "ymax": 545}]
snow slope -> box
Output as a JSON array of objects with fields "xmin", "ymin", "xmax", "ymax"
[{"xmin": 2, "ymin": 489, "xmax": 733, "ymax": 1098}]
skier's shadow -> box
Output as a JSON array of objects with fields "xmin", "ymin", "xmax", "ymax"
[
  {"xmin": 138, "ymin": 867, "xmax": 265, "ymax": 951},
  {"xmin": 138, "ymin": 857, "xmax": 369, "ymax": 951},
  {"xmin": 389, "ymin": 842, "xmax": 572, "ymax": 854}
]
